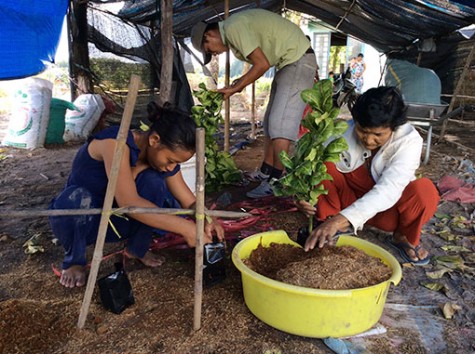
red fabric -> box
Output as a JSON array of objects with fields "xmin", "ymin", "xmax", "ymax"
[
  {"xmin": 317, "ymin": 162, "xmax": 440, "ymax": 245},
  {"xmin": 438, "ymin": 175, "xmax": 475, "ymax": 203},
  {"xmin": 298, "ymin": 104, "xmax": 312, "ymax": 138}
]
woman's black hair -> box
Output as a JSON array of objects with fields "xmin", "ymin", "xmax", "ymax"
[
  {"xmin": 146, "ymin": 102, "xmax": 196, "ymax": 151},
  {"xmin": 350, "ymin": 86, "xmax": 407, "ymax": 130}
]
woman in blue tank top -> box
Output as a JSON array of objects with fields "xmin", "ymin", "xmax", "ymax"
[{"xmin": 49, "ymin": 102, "xmax": 224, "ymax": 288}]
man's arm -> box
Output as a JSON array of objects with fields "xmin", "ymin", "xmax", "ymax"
[{"xmin": 217, "ymin": 47, "xmax": 270, "ymax": 99}]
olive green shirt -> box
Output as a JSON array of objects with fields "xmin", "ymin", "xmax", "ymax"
[{"xmin": 218, "ymin": 9, "xmax": 310, "ymax": 70}]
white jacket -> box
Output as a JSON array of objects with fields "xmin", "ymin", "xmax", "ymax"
[{"xmin": 335, "ymin": 120, "xmax": 423, "ymax": 233}]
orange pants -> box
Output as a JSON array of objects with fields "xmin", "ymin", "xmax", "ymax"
[{"xmin": 317, "ymin": 162, "xmax": 440, "ymax": 245}]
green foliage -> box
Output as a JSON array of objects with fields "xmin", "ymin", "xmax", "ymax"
[
  {"xmin": 191, "ymin": 83, "xmax": 242, "ymax": 192},
  {"xmin": 329, "ymin": 46, "xmax": 346, "ymax": 74},
  {"xmin": 90, "ymin": 58, "xmax": 151, "ymax": 89},
  {"xmin": 255, "ymin": 79, "xmax": 272, "ymax": 97},
  {"xmin": 272, "ymin": 79, "xmax": 349, "ymax": 231}
]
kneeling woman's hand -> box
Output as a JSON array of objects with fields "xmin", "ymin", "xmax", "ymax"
[
  {"xmin": 181, "ymin": 217, "xmax": 225, "ymax": 247},
  {"xmin": 304, "ymin": 214, "xmax": 350, "ymax": 251},
  {"xmin": 204, "ymin": 217, "xmax": 225, "ymax": 243}
]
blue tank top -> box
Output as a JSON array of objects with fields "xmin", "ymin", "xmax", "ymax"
[{"xmin": 65, "ymin": 126, "xmax": 180, "ymax": 202}]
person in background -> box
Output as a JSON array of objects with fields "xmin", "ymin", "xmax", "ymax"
[
  {"xmin": 296, "ymin": 86, "xmax": 439, "ymax": 265},
  {"xmin": 328, "ymin": 71, "xmax": 335, "ymax": 83},
  {"xmin": 191, "ymin": 9, "xmax": 317, "ymax": 198},
  {"xmin": 351, "ymin": 53, "xmax": 366, "ymax": 93},
  {"xmin": 49, "ymin": 103, "xmax": 224, "ymax": 288}
]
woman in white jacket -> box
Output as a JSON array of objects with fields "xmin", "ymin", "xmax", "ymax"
[{"xmin": 298, "ymin": 86, "xmax": 439, "ymax": 265}]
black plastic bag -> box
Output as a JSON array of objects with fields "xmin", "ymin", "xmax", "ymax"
[
  {"xmin": 297, "ymin": 226, "xmax": 309, "ymax": 248},
  {"xmin": 98, "ymin": 262, "xmax": 135, "ymax": 314},
  {"xmin": 203, "ymin": 241, "xmax": 226, "ymax": 287}
]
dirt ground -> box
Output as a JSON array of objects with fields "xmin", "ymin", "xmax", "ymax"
[{"xmin": 0, "ymin": 109, "xmax": 474, "ymax": 354}]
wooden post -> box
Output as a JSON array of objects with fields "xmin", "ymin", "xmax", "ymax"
[
  {"xmin": 0, "ymin": 207, "xmax": 250, "ymax": 219},
  {"xmin": 250, "ymin": 82, "xmax": 256, "ymax": 139},
  {"xmin": 193, "ymin": 128, "xmax": 206, "ymax": 331},
  {"xmin": 224, "ymin": 0, "xmax": 230, "ymax": 152},
  {"xmin": 77, "ymin": 75, "xmax": 141, "ymax": 329},
  {"xmin": 438, "ymin": 45, "xmax": 475, "ymax": 141},
  {"xmin": 68, "ymin": 0, "xmax": 93, "ymax": 99},
  {"xmin": 159, "ymin": 0, "xmax": 173, "ymax": 105}
]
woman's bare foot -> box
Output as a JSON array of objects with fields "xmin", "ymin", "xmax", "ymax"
[
  {"xmin": 125, "ymin": 250, "xmax": 165, "ymax": 267},
  {"xmin": 60, "ymin": 265, "xmax": 86, "ymax": 288}
]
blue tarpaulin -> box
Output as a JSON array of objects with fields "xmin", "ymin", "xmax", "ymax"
[{"xmin": 0, "ymin": 0, "xmax": 69, "ymax": 80}]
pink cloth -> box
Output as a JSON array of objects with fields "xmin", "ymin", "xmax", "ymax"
[{"xmin": 438, "ymin": 175, "xmax": 475, "ymax": 203}]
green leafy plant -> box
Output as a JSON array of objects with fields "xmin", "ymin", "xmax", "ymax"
[
  {"xmin": 272, "ymin": 79, "xmax": 349, "ymax": 232},
  {"xmin": 191, "ymin": 83, "xmax": 242, "ymax": 192}
]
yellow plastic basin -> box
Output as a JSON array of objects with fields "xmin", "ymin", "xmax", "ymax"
[{"xmin": 231, "ymin": 230, "xmax": 402, "ymax": 338}]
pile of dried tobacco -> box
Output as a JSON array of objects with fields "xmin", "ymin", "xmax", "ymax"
[{"xmin": 244, "ymin": 243, "xmax": 392, "ymax": 290}]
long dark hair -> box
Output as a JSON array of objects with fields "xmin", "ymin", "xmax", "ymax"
[
  {"xmin": 146, "ymin": 102, "xmax": 196, "ymax": 151},
  {"xmin": 351, "ymin": 86, "xmax": 407, "ymax": 130}
]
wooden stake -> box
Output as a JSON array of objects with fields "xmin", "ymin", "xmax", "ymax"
[
  {"xmin": 77, "ymin": 75, "xmax": 141, "ymax": 329},
  {"xmin": 193, "ymin": 128, "xmax": 206, "ymax": 331},
  {"xmin": 1, "ymin": 207, "xmax": 250, "ymax": 219},
  {"xmin": 159, "ymin": 0, "xmax": 173, "ymax": 105},
  {"xmin": 251, "ymin": 82, "xmax": 256, "ymax": 139},
  {"xmin": 224, "ymin": 0, "xmax": 230, "ymax": 152}
]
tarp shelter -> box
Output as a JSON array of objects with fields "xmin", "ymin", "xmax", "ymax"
[
  {"xmin": 0, "ymin": 0, "xmax": 474, "ymax": 109},
  {"xmin": 0, "ymin": 0, "xmax": 69, "ymax": 80}
]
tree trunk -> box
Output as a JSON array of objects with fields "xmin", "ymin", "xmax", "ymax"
[{"xmin": 68, "ymin": 0, "xmax": 93, "ymax": 99}]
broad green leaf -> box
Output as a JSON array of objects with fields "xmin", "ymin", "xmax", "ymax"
[
  {"xmin": 301, "ymin": 89, "xmax": 320, "ymax": 108},
  {"xmin": 328, "ymin": 107, "xmax": 340, "ymax": 120},
  {"xmin": 279, "ymin": 151, "xmax": 293, "ymax": 169},
  {"xmin": 315, "ymin": 112, "xmax": 329, "ymax": 127},
  {"xmin": 333, "ymin": 120, "xmax": 349, "ymax": 136},
  {"xmin": 316, "ymin": 119, "xmax": 335, "ymax": 143},
  {"xmin": 324, "ymin": 153, "xmax": 342, "ymax": 162},
  {"xmin": 304, "ymin": 147, "xmax": 317, "ymax": 162},
  {"xmin": 325, "ymin": 137, "xmax": 349, "ymax": 154}
]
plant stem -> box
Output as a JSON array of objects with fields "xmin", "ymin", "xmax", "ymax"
[{"xmin": 308, "ymin": 215, "xmax": 314, "ymax": 233}]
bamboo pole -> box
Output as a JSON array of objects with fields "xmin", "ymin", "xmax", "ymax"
[
  {"xmin": 193, "ymin": 128, "xmax": 206, "ymax": 331},
  {"xmin": 77, "ymin": 75, "xmax": 140, "ymax": 329},
  {"xmin": 0, "ymin": 207, "xmax": 250, "ymax": 219},
  {"xmin": 223, "ymin": 0, "xmax": 230, "ymax": 152},
  {"xmin": 438, "ymin": 45, "xmax": 474, "ymax": 141},
  {"xmin": 250, "ymin": 82, "xmax": 256, "ymax": 139}
]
